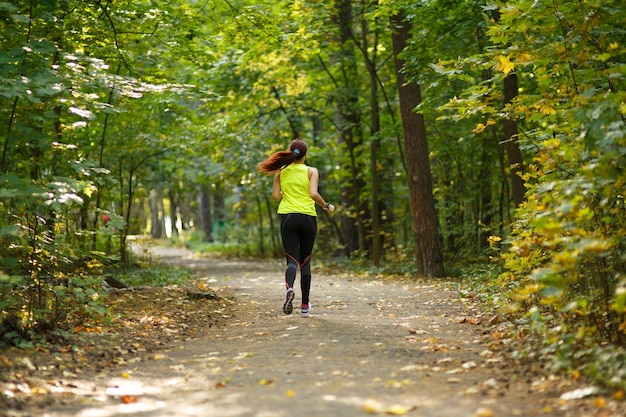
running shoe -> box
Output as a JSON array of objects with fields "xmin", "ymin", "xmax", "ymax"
[
  {"xmin": 301, "ymin": 302, "xmax": 311, "ymax": 317},
  {"xmin": 283, "ymin": 288, "xmax": 295, "ymax": 314}
]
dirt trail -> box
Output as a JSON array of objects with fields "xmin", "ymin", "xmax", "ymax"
[{"xmin": 7, "ymin": 247, "xmax": 615, "ymax": 417}]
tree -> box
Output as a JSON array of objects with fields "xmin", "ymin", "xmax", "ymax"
[{"xmin": 390, "ymin": 10, "xmax": 445, "ymax": 278}]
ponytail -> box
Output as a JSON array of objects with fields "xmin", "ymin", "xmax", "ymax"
[
  {"xmin": 258, "ymin": 139, "xmax": 308, "ymax": 173},
  {"xmin": 258, "ymin": 151, "xmax": 299, "ymax": 173}
]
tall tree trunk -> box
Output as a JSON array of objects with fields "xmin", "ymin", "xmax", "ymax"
[
  {"xmin": 361, "ymin": 14, "xmax": 382, "ymax": 265},
  {"xmin": 503, "ymin": 73, "xmax": 526, "ymax": 207},
  {"xmin": 333, "ymin": 0, "xmax": 367, "ymax": 256},
  {"xmin": 149, "ymin": 188, "xmax": 163, "ymax": 239},
  {"xmin": 198, "ymin": 185, "xmax": 213, "ymax": 243},
  {"xmin": 391, "ymin": 11, "xmax": 445, "ymax": 278},
  {"xmin": 168, "ymin": 190, "xmax": 179, "ymax": 237}
]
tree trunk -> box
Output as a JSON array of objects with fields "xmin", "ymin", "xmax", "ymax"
[
  {"xmin": 198, "ymin": 185, "xmax": 213, "ymax": 243},
  {"xmin": 361, "ymin": 13, "xmax": 383, "ymax": 265},
  {"xmin": 168, "ymin": 189, "xmax": 179, "ymax": 237},
  {"xmin": 149, "ymin": 189, "xmax": 163, "ymax": 239},
  {"xmin": 503, "ymin": 73, "xmax": 526, "ymax": 207},
  {"xmin": 332, "ymin": 0, "xmax": 369, "ymax": 256},
  {"xmin": 391, "ymin": 11, "xmax": 445, "ymax": 278}
]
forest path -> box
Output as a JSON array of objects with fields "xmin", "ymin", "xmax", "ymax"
[{"xmin": 29, "ymin": 246, "xmax": 598, "ymax": 417}]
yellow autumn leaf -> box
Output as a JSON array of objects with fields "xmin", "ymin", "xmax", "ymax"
[
  {"xmin": 539, "ymin": 104, "xmax": 556, "ymax": 115},
  {"xmin": 473, "ymin": 123, "xmax": 487, "ymax": 134},
  {"xmin": 363, "ymin": 399, "xmax": 383, "ymax": 414},
  {"xmin": 475, "ymin": 408, "xmax": 494, "ymax": 417},
  {"xmin": 386, "ymin": 404, "xmax": 409, "ymax": 415},
  {"xmin": 286, "ymin": 389, "xmax": 295, "ymax": 398},
  {"xmin": 121, "ymin": 372, "xmax": 131, "ymax": 378},
  {"xmin": 516, "ymin": 51, "xmax": 533, "ymax": 63},
  {"xmin": 594, "ymin": 397, "xmax": 607, "ymax": 408},
  {"xmin": 495, "ymin": 55, "xmax": 515, "ymax": 75}
]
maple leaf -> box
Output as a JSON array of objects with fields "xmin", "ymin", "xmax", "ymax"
[{"xmin": 495, "ymin": 55, "xmax": 515, "ymax": 75}]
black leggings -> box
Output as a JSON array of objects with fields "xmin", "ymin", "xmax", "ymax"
[{"xmin": 280, "ymin": 213, "xmax": 317, "ymax": 305}]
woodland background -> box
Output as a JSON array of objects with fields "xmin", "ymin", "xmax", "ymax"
[{"xmin": 1, "ymin": 0, "xmax": 625, "ymax": 394}]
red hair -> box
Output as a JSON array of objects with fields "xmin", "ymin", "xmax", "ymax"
[{"xmin": 258, "ymin": 139, "xmax": 307, "ymax": 173}]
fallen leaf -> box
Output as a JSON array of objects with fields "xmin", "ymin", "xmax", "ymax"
[
  {"xmin": 364, "ymin": 399, "xmax": 383, "ymax": 414},
  {"xmin": 479, "ymin": 350, "xmax": 494, "ymax": 358},
  {"xmin": 594, "ymin": 397, "xmax": 607, "ymax": 408},
  {"xmin": 474, "ymin": 408, "xmax": 494, "ymax": 417},
  {"xmin": 385, "ymin": 404, "xmax": 409, "ymax": 415},
  {"xmin": 120, "ymin": 395, "xmax": 138, "ymax": 404},
  {"xmin": 286, "ymin": 389, "xmax": 295, "ymax": 398},
  {"xmin": 258, "ymin": 379, "xmax": 274, "ymax": 386}
]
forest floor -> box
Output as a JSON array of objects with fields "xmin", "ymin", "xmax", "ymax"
[{"xmin": 1, "ymin": 244, "xmax": 625, "ymax": 417}]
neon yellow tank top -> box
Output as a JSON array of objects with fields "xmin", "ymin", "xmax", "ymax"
[{"xmin": 277, "ymin": 164, "xmax": 317, "ymax": 216}]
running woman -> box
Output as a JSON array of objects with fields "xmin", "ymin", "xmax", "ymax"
[{"xmin": 258, "ymin": 139, "xmax": 335, "ymax": 317}]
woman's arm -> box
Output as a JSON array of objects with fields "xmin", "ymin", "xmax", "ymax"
[
  {"xmin": 308, "ymin": 167, "xmax": 335, "ymax": 213},
  {"xmin": 272, "ymin": 171, "xmax": 282, "ymax": 200}
]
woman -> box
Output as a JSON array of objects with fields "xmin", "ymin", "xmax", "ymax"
[{"xmin": 258, "ymin": 139, "xmax": 335, "ymax": 317}]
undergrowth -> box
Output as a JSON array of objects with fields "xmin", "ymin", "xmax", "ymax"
[{"xmin": 459, "ymin": 261, "xmax": 626, "ymax": 394}]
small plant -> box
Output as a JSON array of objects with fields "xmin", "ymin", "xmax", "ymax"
[{"xmin": 116, "ymin": 264, "xmax": 194, "ymax": 287}]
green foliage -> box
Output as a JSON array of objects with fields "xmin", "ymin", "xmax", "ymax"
[
  {"xmin": 0, "ymin": 272, "xmax": 107, "ymax": 347},
  {"xmin": 115, "ymin": 265, "xmax": 194, "ymax": 287},
  {"xmin": 462, "ymin": 0, "xmax": 626, "ymax": 390}
]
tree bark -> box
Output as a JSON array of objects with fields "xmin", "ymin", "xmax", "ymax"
[
  {"xmin": 333, "ymin": 0, "xmax": 367, "ymax": 256},
  {"xmin": 503, "ymin": 73, "xmax": 526, "ymax": 207},
  {"xmin": 149, "ymin": 188, "xmax": 163, "ymax": 239},
  {"xmin": 168, "ymin": 189, "xmax": 179, "ymax": 237},
  {"xmin": 391, "ymin": 11, "xmax": 445, "ymax": 278},
  {"xmin": 198, "ymin": 185, "xmax": 213, "ymax": 243},
  {"xmin": 361, "ymin": 13, "xmax": 382, "ymax": 265}
]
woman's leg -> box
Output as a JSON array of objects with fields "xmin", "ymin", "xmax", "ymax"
[
  {"xmin": 298, "ymin": 216, "xmax": 317, "ymax": 306},
  {"xmin": 280, "ymin": 214, "xmax": 300, "ymax": 289}
]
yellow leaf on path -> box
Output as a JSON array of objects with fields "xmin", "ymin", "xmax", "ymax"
[
  {"xmin": 386, "ymin": 404, "xmax": 409, "ymax": 415},
  {"xmin": 286, "ymin": 389, "xmax": 295, "ymax": 398},
  {"xmin": 594, "ymin": 397, "xmax": 607, "ymax": 408},
  {"xmin": 475, "ymin": 408, "xmax": 494, "ymax": 417},
  {"xmin": 258, "ymin": 379, "xmax": 274, "ymax": 385},
  {"xmin": 121, "ymin": 395, "xmax": 138, "ymax": 404},
  {"xmin": 121, "ymin": 372, "xmax": 131, "ymax": 378},
  {"xmin": 364, "ymin": 399, "xmax": 383, "ymax": 414}
]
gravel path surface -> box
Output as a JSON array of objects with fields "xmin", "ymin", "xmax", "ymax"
[{"xmin": 25, "ymin": 246, "xmax": 613, "ymax": 417}]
